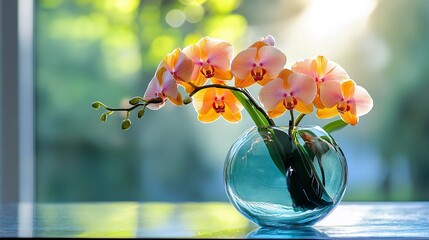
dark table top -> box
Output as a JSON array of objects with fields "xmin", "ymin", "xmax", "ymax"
[{"xmin": 0, "ymin": 201, "xmax": 428, "ymax": 238}]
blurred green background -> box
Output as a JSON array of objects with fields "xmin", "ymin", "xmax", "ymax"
[{"xmin": 36, "ymin": 0, "xmax": 429, "ymax": 202}]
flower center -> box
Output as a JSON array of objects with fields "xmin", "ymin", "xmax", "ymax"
[
  {"xmin": 212, "ymin": 97, "xmax": 225, "ymax": 113},
  {"xmin": 200, "ymin": 63, "xmax": 215, "ymax": 78},
  {"xmin": 155, "ymin": 91, "xmax": 165, "ymax": 98},
  {"xmin": 283, "ymin": 96, "xmax": 298, "ymax": 110},
  {"xmin": 251, "ymin": 66, "xmax": 267, "ymax": 81},
  {"xmin": 337, "ymin": 100, "xmax": 351, "ymax": 114}
]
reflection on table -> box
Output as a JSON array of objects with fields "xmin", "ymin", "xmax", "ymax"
[{"xmin": 0, "ymin": 202, "xmax": 428, "ymax": 238}]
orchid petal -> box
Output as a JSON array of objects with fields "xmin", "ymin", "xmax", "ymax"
[
  {"xmin": 258, "ymin": 46, "xmax": 286, "ymax": 79},
  {"xmin": 340, "ymin": 111, "xmax": 358, "ymax": 126},
  {"xmin": 210, "ymin": 78, "xmax": 227, "ymax": 85},
  {"xmin": 168, "ymin": 92, "xmax": 183, "ymax": 106},
  {"xmin": 295, "ymin": 100, "xmax": 313, "ymax": 114},
  {"xmin": 341, "ymin": 79, "xmax": 356, "ymax": 100},
  {"xmin": 144, "ymin": 76, "xmax": 161, "ymax": 100},
  {"xmin": 259, "ymin": 78, "xmax": 287, "ymax": 111},
  {"xmin": 320, "ymin": 81, "xmax": 343, "ymax": 108},
  {"xmin": 323, "ymin": 61, "xmax": 349, "ymax": 82},
  {"xmin": 163, "ymin": 48, "xmax": 180, "ymax": 71},
  {"xmin": 144, "ymin": 77, "xmax": 165, "ymax": 111},
  {"xmin": 292, "ymin": 58, "xmax": 317, "ymax": 79},
  {"xmin": 262, "ymin": 35, "xmax": 275, "ymax": 46},
  {"xmin": 206, "ymin": 41, "xmax": 233, "ymax": 70},
  {"xmin": 268, "ymin": 101, "xmax": 287, "ymax": 118},
  {"xmin": 223, "ymin": 89, "xmax": 243, "ymax": 113},
  {"xmin": 213, "ymin": 68, "xmax": 233, "ymax": 80},
  {"xmin": 222, "ymin": 105, "xmax": 242, "ymax": 123},
  {"xmin": 275, "ymin": 68, "xmax": 293, "ymax": 89},
  {"xmin": 235, "ymin": 74, "xmax": 255, "ymax": 88},
  {"xmin": 231, "ymin": 48, "xmax": 257, "ymax": 79},
  {"xmin": 198, "ymin": 108, "xmax": 221, "ymax": 123},
  {"xmin": 351, "ymin": 85, "xmax": 373, "ymax": 117},
  {"xmin": 161, "ymin": 71, "xmax": 179, "ymax": 100},
  {"xmin": 315, "ymin": 56, "xmax": 328, "ymax": 78},
  {"xmin": 172, "ymin": 50, "xmax": 194, "ymax": 82},
  {"xmin": 289, "ymin": 72, "xmax": 317, "ymax": 105},
  {"xmin": 316, "ymin": 106, "xmax": 338, "ymax": 119},
  {"xmin": 192, "ymin": 88, "xmax": 216, "ymax": 113},
  {"xmin": 182, "ymin": 44, "xmax": 201, "ymax": 64},
  {"xmin": 313, "ymin": 94, "xmax": 325, "ymax": 109}
]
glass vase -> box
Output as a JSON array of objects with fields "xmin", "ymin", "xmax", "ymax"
[{"xmin": 224, "ymin": 125, "xmax": 348, "ymax": 227}]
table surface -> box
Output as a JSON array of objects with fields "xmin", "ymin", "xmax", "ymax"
[{"xmin": 0, "ymin": 201, "xmax": 428, "ymax": 238}]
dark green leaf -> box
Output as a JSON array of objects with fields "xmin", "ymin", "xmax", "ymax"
[{"xmin": 323, "ymin": 119, "xmax": 348, "ymax": 133}]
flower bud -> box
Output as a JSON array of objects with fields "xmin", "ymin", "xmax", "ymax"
[
  {"xmin": 100, "ymin": 112, "xmax": 108, "ymax": 122},
  {"xmin": 138, "ymin": 109, "xmax": 145, "ymax": 118},
  {"xmin": 92, "ymin": 101, "xmax": 102, "ymax": 109},
  {"xmin": 129, "ymin": 97, "xmax": 140, "ymax": 105},
  {"xmin": 183, "ymin": 97, "xmax": 193, "ymax": 105},
  {"xmin": 121, "ymin": 119, "xmax": 131, "ymax": 130}
]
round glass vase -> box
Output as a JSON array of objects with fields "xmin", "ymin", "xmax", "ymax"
[{"xmin": 224, "ymin": 125, "xmax": 348, "ymax": 227}]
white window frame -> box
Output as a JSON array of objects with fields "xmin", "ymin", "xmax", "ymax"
[{"xmin": 0, "ymin": 0, "xmax": 34, "ymax": 204}]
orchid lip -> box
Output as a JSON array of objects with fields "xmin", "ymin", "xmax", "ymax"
[{"xmin": 251, "ymin": 67, "xmax": 267, "ymax": 81}]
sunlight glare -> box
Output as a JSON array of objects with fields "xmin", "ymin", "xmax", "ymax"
[{"xmin": 304, "ymin": 0, "xmax": 377, "ymax": 39}]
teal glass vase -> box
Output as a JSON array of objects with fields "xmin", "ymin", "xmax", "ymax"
[{"xmin": 224, "ymin": 125, "xmax": 348, "ymax": 227}]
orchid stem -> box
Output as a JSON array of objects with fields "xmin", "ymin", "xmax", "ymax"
[
  {"xmin": 295, "ymin": 113, "xmax": 306, "ymax": 127},
  {"xmin": 289, "ymin": 110, "xmax": 295, "ymax": 137}
]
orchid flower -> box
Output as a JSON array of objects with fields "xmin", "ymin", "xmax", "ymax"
[
  {"xmin": 144, "ymin": 67, "xmax": 182, "ymax": 110},
  {"xmin": 157, "ymin": 48, "xmax": 193, "ymax": 83},
  {"xmin": 317, "ymin": 80, "xmax": 373, "ymax": 125},
  {"xmin": 231, "ymin": 36, "xmax": 286, "ymax": 88},
  {"xmin": 182, "ymin": 37, "xmax": 233, "ymax": 92},
  {"xmin": 259, "ymin": 69, "xmax": 317, "ymax": 118},
  {"xmin": 292, "ymin": 56, "xmax": 349, "ymax": 109},
  {"xmin": 192, "ymin": 87, "xmax": 243, "ymax": 123}
]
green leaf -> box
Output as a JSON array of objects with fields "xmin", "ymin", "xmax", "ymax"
[
  {"xmin": 323, "ymin": 119, "xmax": 348, "ymax": 133},
  {"xmin": 258, "ymin": 128, "xmax": 290, "ymax": 176},
  {"xmin": 121, "ymin": 119, "xmax": 131, "ymax": 130}
]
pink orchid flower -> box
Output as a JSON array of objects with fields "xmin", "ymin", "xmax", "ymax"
[
  {"xmin": 144, "ymin": 67, "xmax": 182, "ymax": 110},
  {"xmin": 182, "ymin": 37, "xmax": 233, "ymax": 92},
  {"xmin": 292, "ymin": 55, "xmax": 349, "ymax": 109},
  {"xmin": 232, "ymin": 36, "xmax": 286, "ymax": 88},
  {"xmin": 318, "ymin": 79, "xmax": 373, "ymax": 125},
  {"xmin": 259, "ymin": 69, "xmax": 317, "ymax": 118},
  {"xmin": 157, "ymin": 48, "xmax": 193, "ymax": 83}
]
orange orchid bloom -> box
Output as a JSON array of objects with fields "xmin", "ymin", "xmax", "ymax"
[
  {"xmin": 292, "ymin": 56, "xmax": 349, "ymax": 109},
  {"xmin": 144, "ymin": 67, "xmax": 182, "ymax": 110},
  {"xmin": 182, "ymin": 37, "xmax": 233, "ymax": 92},
  {"xmin": 156, "ymin": 48, "xmax": 193, "ymax": 83},
  {"xmin": 317, "ymin": 80, "xmax": 373, "ymax": 125},
  {"xmin": 259, "ymin": 69, "xmax": 317, "ymax": 118},
  {"xmin": 231, "ymin": 36, "xmax": 286, "ymax": 88},
  {"xmin": 192, "ymin": 87, "xmax": 243, "ymax": 123}
]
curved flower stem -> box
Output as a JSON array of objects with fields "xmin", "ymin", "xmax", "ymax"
[
  {"xmin": 104, "ymin": 98, "xmax": 164, "ymax": 112},
  {"xmin": 189, "ymin": 84, "xmax": 275, "ymax": 127},
  {"xmin": 295, "ymin": 113, "xmax": 306, "ymax": 127}
]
